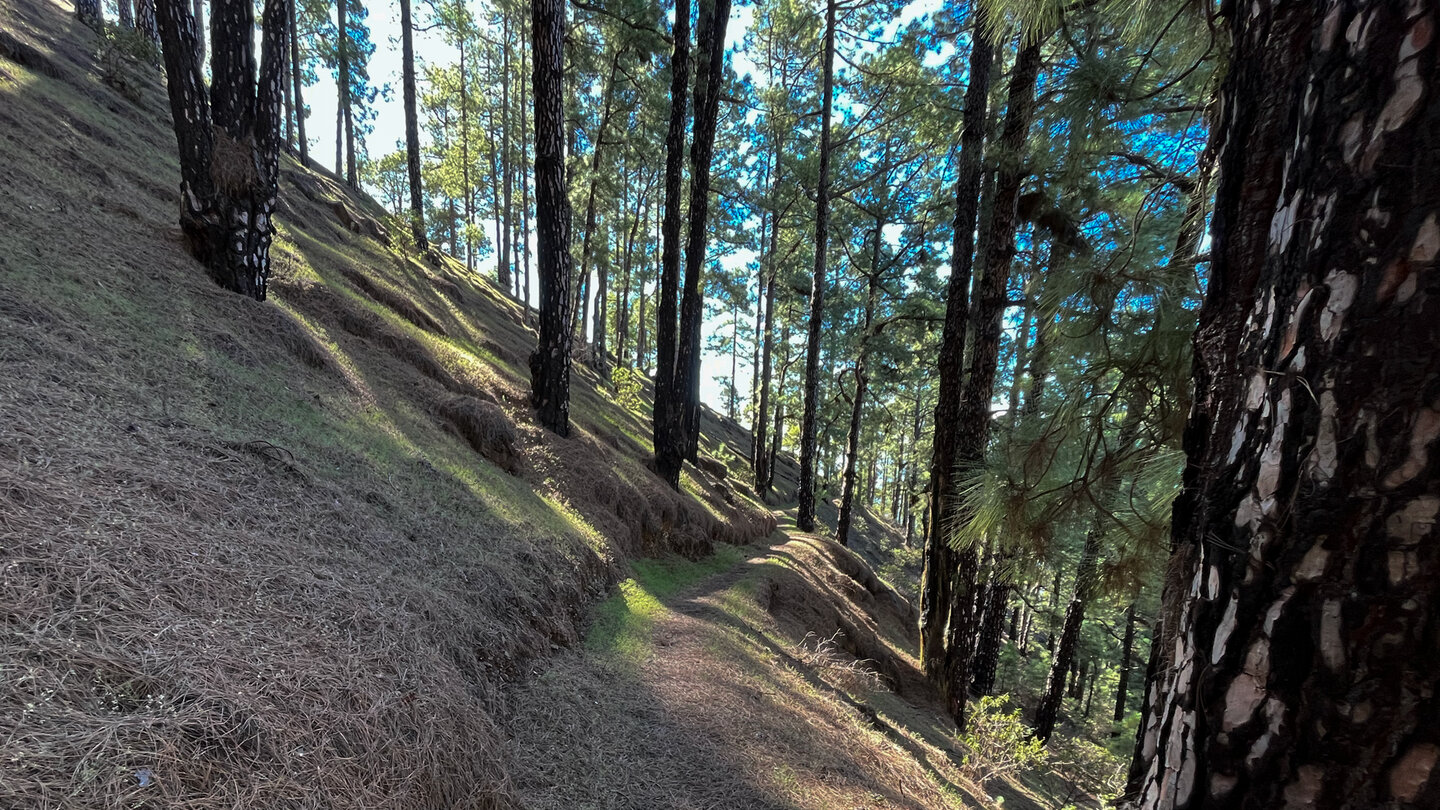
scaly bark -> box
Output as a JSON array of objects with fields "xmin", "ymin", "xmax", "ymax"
[
  {"xmin": 155, "ymin": 0, "xmax": 288, "ymax": 300},
  {"xmin": 919, "ymin": 24, "xmax": 994, "ymax": 682},
  {"xmin": 652, "ymin": 0, "xmax": 692, "ymax": 488},
  {"xmin": 1128, "ymin": 3, "xmax": 1440, "ymax": 808},
  {"xmin": 527, "ymin": 0, "xmax": 573, "ymax": 435}
]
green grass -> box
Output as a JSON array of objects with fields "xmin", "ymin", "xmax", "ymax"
[{"xmin": 586, "ymin": 543, "xmax": 749, "ymax": 666}]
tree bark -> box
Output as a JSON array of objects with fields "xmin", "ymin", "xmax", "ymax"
[
  {"xmin": 652, "ymin": 0, "xmax": 691, "ymax": 489},
  {"xmin": 119, "ymin": 0, "xmax": 134, "ymax": 29},
  {"xmin": 837, "ymin": 222, "xmax": 882, "ymax": 546},
  {"xmin": 940, "ymin": 35, "xmax": 1043, "ymax": 729},
  {"xmin": 287, "ymin": 0, "xmax": 304, "ymax": 163},
  {"xmin": 155, "ymin": 0, "xmax": 287, "ymax": 301},
  {"xmin": 919, "ymin": 24, "xmax": 994, "ymax": 683},
  {"xmin": 527, "ymin": 0, "xmax": 573, "ymax": 436},
  {"xmin": 796, "ymin": 0, "xmax": 836, "ymax": 532},
  {"xmin": 676, "ymin": 0, "xmax": 732, "ymax": 463},
  {"xmin": 499, "ymin": 10, "xmax": 513, "ymax": 290},
  {"xmin": 399, "ymin": 0, "xmax": 427, "ymax": 248},
  {"xmin": 75, "ymin": 0, "xmax": 101, "ymax": 30},
  {"xmin": 575, "ymin": 52, "xmax": 622, "ymax": 352},
  {"xmin": 1128, "ymin": 3, "xmax": 1440, "ymax": 808},
  {"xmin": 1113, "ymin": 602, "xmax": 1136, "ymax": 725},
  {"xmin": 136, "ymin": 0, "xmax": 159, "ymax": 44}
]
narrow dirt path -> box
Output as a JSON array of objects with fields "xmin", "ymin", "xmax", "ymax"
[{"xmin": 500, "ymin": 534, "xmax": 994, "ymax": 809}]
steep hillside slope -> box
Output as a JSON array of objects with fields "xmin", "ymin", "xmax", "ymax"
[{"xmin": 0, "ymin": 3, "xmax": 774, "ymax": 807}]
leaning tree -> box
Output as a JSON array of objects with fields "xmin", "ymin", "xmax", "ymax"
[
  {"xmin": 154, "ymin": 0, "xmax": 289, "ymax": 301},
  {"xmin": 1127, "ymin": 2, "xmax": 1440, "ymax": 807}
]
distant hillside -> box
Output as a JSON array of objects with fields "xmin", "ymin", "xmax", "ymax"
[{"xmin": 0, "ymin": 2, "xmax": 780, "ymax": 806}]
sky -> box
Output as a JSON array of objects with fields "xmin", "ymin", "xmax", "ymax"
[{"xmin": 298, "ymin": 0, "xmax": 946, "ymax": 416}]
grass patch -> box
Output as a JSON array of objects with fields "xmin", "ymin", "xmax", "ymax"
[{"xmin": 586, "ymin": 543, "xmax": 749, "ymax": 665}]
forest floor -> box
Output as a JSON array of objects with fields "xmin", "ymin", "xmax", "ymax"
[{"xmin": 503, "ymin": 518, "xmax": 1079, "ymax": 810}]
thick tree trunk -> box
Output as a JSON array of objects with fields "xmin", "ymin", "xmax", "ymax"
[
  {"xmin": 919, "ymin": 25, "xmax": 994, "ymax": 683},
  {"xmin": 399, "ymin": 0, "xmax": 427, "ymax": 249},
  {"xmin": 652, "ymin": 0, "xmax": 691, "ymax": 489},
  {"xmin": 1128, "ymin": 3, "xmax": 1440, "ymax": 808},
  {"xmin": 155, "ymin": 0, "xmax": 287, "ymax": 301},
  {"xmin": 796, "ymin": 0, "xmax": 836, "ymax": 532},
  {"xmin": 676, "ymin": 0, "xmax": 731, "ymax": 463},
  {"xmin": 119, "ymin": 0, "xmax": 135, "ymax": 29},
  {"xmin": 527, "ymin": 0, "xmax": 573, "ymax": 436},
  {"xmin": 938, "ymin": 36, "xmax": 1043, "ymax": 728},
  {"xmin": 192, "ymin": 0, "xmax": 203, "ymax": 67}
]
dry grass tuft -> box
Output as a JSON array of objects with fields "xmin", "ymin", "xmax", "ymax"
[
  {"xmin": 797, "ymin": 630, "xmax": 888, "ymax": 696},
  {"xmin": 441, "ymin": 395, "xmax": 522, "ymax": 474}
]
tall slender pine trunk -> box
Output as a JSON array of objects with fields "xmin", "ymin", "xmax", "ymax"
[
  {"xmin": 919, "ymin": 23, "xmax": 994, "ymax": 686},
  {"xmin": 796, "ymin": 0, "xmax": 836, "ymax": 532},
  {"xmin": 675, "ymin": 0, "xmax": 731, "ymax": 462},
  {"xmin": 939, "ymin": 35, "xmax": 1043, "ymax": 727},
  {"xmin": 399, "ymin": 0, "xmax": 427, "ymax": 248},
  {"xmin": 652, "ymin": 0, "xmax": 691, "ymax": 489}
]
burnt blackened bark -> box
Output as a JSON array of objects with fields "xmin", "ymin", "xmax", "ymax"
[
  {"xmin": 938, "ymin": 36, "xmax": 1043, "ymax": 728},
  {"xmin": 155, "ymin": 0, "xmax": 287, "ymax": 301},
  {"xmin": 796, "ymin": 0, "xmax": 836, "ymax": 532},
  {"xmin": 676, "ymin": 0, "xmax": 731, "ymax": 463},
  {"xmin": 920, "ymin": 24, "xmax": 994, "ymax": 682},
  {"xmin": 1129, "ymin": 3, "xmax": 1440, "ymax": 808},
  {"xmin": 652, "ymin": 0, "xmax": 691, "ymax": 489},
  {"xmin": 399, "ymin": 0, "xmax": 427, "ymax": 249},
  {"xmin": 528, "ymin": 0, "xmax": 573, "ymax": 435}
]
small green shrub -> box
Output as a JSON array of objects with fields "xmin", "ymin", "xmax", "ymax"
[
  {"xmin": 611, "ymin": 365, "xmax": 646, "ymax": 416},
  {"xmin": 96, "ymin": 26, "xmax": 158, "ymax": 102},
  {"xmin": 957, "ymin": 695, "xmax": 1049, "ymax": 787},
  {"xmin": 1050, "ymin": 735, "xmax": 1126, "ymax": 804}
]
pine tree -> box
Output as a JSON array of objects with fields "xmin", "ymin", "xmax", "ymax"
[
  {"xmin": 154, "ymin": 0, "xmax": 289, "ymax": 301},
  {"xmin": 1128, "ymin": 3, "xmax": 1440, "ymax": 807},
  {"xmin": 528, "ymin": 0, "xmax": 574, "ymax": 435}
]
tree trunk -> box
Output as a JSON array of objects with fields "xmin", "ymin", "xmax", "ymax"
[
  {"xmin": 676, "ymin": 0, "xmax": 732, "ymax": 463},
  {"xmin": 75, "ymin": 0, "xmax": 101, "ymax": 29},
  {"xmin": 499, "ymin": 11, "xmax": 512, "ymax": 291},
  {"xmin": 919, "ymin": 25, "xmax": 994, "ymax": 684},
  {"xmin": 527, "ymin": 0, "xmax": 573, "ymax": 436},
  {"xmin": 796, "ymin": 0, "xmax": 836, "ymax": 532},
  {"xmin": 136, "ymin": 0, "xmax": 159, "ymax": 43},
  {"xmin": 119, "ymin": 0, "xmax": 134, "ymax": 29},
  {"xmin": 192, "ymin": 0, "xmax": 203, "ymax": 68},
  {"xmin": 399, "ymin": 0, "xmax": 427, "ymax": 249},
  {"xmin": 518, "ymin": 24, "xmax": 531, "ymax": 321},
  {"xmin": 1113, "ymin": 602, "xmax": 1136, "ymax": 725},
  {"xmin": 753, "ymin": 145, "xmax": 783, "ymax": 497},
  {"xmin": 837, "ymin": 222, "xmax": 882, "ymax": 546},
  {"xmin": 652, "ymin": 0, "xmax": 692, "ymax": 489},
  {"xmin": 939, "ymin": 35, "xmax": 1043, "ymax": 729},
  {"xmin": 575, "ymin": 52, "xmax": 621, "ymax": 353},
  {"xmin": 970, "ymin": 580, "xmax": 1009, "ymax": 697},
  {"xmin": 1128, "ymin": 3, "xmax": 1440, "ymax": 808},
  {"xmin": 335, "ymin": 0, "xmax": 356, "ymax": 187},
  {"xmin": 155, "ymin": 0, "xmax": 287, "ymax": 301}
]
